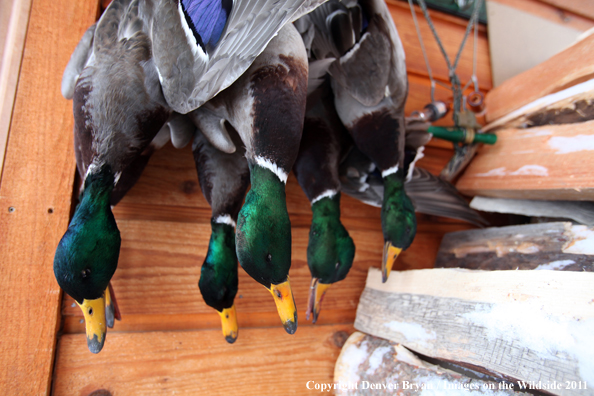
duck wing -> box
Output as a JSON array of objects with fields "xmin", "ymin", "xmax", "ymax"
[
  {"xmin": 62, "ymin": 24, "xmax": 96, "ymax": 100},
  {"xmin": 71, "ymin": 0, "xmax": 170, "ymax": 179},
  {"xmin": 406, "ymin": 168, "xmax": 487, "ymax": 227},
  {"xmin": 151, "ymin": 0, "xmax": 326, "ymax": 114},
  {"xmin": 339, "ymin": 146, "xmax": 486, "ymax": 226}
]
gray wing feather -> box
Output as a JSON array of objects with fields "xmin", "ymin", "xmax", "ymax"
[
  {"xmin": 62, "ymin": 24, "xmax": 96, "ymax": 99},
  {"xmin": 152, "ymin": 0, "xmax": 327, "ymax": 114}
]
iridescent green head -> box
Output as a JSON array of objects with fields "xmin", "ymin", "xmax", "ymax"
[
  {"xmin": 236, "ymin": 163, "xmax": 297, "ymax": 334},
  {"xmin": 381, "ymin": 168, "xmax": 417, "ymax": 282},
  {"xmin": 199, "ymin": 220, "xmax": 239, "ymax": 343},
  {"xmin": 306, "ymin": 193, "xmax": 355, "ymax": 323},
  {"xmin": 53, "ymin": 165, "xmax": 121, "ymax": 353}
]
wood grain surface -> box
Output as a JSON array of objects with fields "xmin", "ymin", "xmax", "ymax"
[
  {"xmin": 485, "ymin": 33, "xmax": 594, "ymax": 122},
  {"xmin": 52, "ymin": 324, "xmax": 354, "ymax": 396},
  {"xmin": 0, "ymin": 0, "xmax": 497, "ymax": 393},
  {"xmin": 456, "ymin": 120, "xmax": 594, "ymax": 200},
  {"xmin": 0, "ymin": 0, "xmax": 99, "ymax": 394},
  {"xmin": 435, "ymin": 222, "xmax": 594, "ymax": 270},
  {"xmin": 355, "ymin": 268, "xmax": 594, "ymax": 395}
]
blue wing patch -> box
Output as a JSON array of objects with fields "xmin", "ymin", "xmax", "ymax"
[{"xmin": 180, "ymin": 0, "xmax": 232, "ymax": 52}]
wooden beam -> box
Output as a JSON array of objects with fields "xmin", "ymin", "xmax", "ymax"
[
  {"xmin": 485, "ymin": 32, "xmax": 594, "ymax": 122},
  {"xmin": 489, "ymin": 0, "xmax": 594, "ymax": 32},
  {"xmin": 537, "ymin": 0, "xmax": 594, "ymax": 22},
  {"xmin": 470, "ymin": 197, "xmax": 594, "ymax": 226},
  {"xmin": 435, "ymin": 222, "xmax": 594, "ymax": 270},
  {"xmin": 334, "ymin": 332, "xmax": 530, "ymax": 394},
  {"xmin": 52, "ymin": 324, "xmax": 353, "ymax": 395},
  {"xmin": 456, "ymin": 121, "xmax": 594, "ymax": 200},
  {"xmin": 355, "ymin": 268, "xmax": 594, "ymax": 395},
  {"xmin": 0, "ymin": 0, "xmax": 33, "ymax": 184},
  {"xmin": 0, "ymin": 0, "xmax": 99, "ymax": 394},
  {"xmin": 483, "ymin": 78, "xmax": 594, "ymax": 132}
]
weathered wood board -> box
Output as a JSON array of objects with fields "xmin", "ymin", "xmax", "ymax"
[
  {"xmin": 456, "ymin": 120, "xmax": 594, "ymax": 200},
  {"xmin": 485, "ymin": 31, "xmax": 594, "ymax": 122},
  {"xmin": 52, "ymin": 324, "xmax": 353, "ymax": 395},
  {"xmin": 435, "ymin": 222, "xmax": 594, "ymax": 270},
  {"xmin": 0, "ymin": 0, "xmax": 98, "ymax": 395},
  {"xmin": 470, "ymin": 196, "xmax": 594, "ymax": 226},
  {"xmin": 354, "ymin": 268, "xmax": 594, "ymax": 396},
  {"xmin": 334, "ymin": 332, "xmax": 530, "ymax": 395},
  {"xmin": 489, "ymin": 0, "xmax": 594, "ymax": 32}
]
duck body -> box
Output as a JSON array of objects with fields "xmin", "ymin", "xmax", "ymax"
[
  {"xmin": 293, "ymin": 81, "xmax": 355, "ymax": 323},
  {"xmin": 56, "ymin": 0, "xmax": 171, "ymax": 353},
  {"xmin": 187, "ymin": 23, "xmax": 309, "ymax": 334},
  {"xmin": 298, "ymin": 0, "xmax": 414, "ymax": 282},
  {"xmin": 192, "ymin": 124, "xmax": 249, "ymax": 343}
]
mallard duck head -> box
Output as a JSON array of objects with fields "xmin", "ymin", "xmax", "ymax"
[
  {"xmin": 199, "ymin": 220, "xmax": 239, "ymax": 343},
  {"xmin": 54, "ymin": 165, "xmax": 121, "ymax": 353},
  {"xmin": 305, "ymin": 193, "xmax": 355, "ymax": 323},
  {"xmin": 236, "ymin": 164, "xmax": 297, "ymax": 334},
  {"xmin": 381, "ymin": 169, "xmax": 416, "ymax": 282}
]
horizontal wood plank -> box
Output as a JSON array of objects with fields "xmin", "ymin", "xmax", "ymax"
[
  {"xmin": 355, "ymin": 268, "xmax": 594, "ymax": 394},
  {"xmin": 489, "ymin": 0, "xmax": 594, "ymax": 32},
  {"xmin": 486, "ymin": 33, "xmax": 594, "ymax": 122},
  {"xmin": 537, "ymin": 0, "xmax": 594, "ymax": 21},
  {"xmin": 456, "ymin": 121, "xmax": 594, "ymax": 200},
  {"xmin": 53, "ymin": 324, "xmax": 353, "ymax": 395},
  {"xmin": 0, "ymin": 0, "xmax": 99, "ymax": 395}
]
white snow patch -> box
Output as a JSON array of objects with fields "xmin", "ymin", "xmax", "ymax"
[
  {"xmin": 534, "ymin": 260, "xmax": 575, "ymax": 270},
  {"xmin": 475, "ymin": 167, "xmax": 507, "ymax": 177},
  {"xmin": 509, "ymin": 165, "xmax": 548, "ymax": 176},
  {"xmin": 384, "ymin": 321, "xmax": 436, "ymax": 350},
  {"xmin": 365, "ymin": 346, "xmax": 391, "ymax": 375},
  {"xmin": 214, "ymin": 214, "xmax": 236, "ymax": 228},
  {"xmin": 564, "ymin": 225, "xmax": 594, "ymax": 255},
  {"xmin": 254, "ymin": 156, "xmax": 288, "ymax": 184},
  {"xmin": 463, "ymin": 302, "xmax": 594, "ymax": 384},
  {"xmin": 339, "ymin": 339, "xmax": 370, "ymax": 383},
  {"xmin": 549, "ymin": 134, "xmax": 594, "ymax": 154}
]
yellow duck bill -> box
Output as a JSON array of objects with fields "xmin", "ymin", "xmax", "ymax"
[
  {"xmin": 268, "ymin": 277, "xmax": 298, "ymax": 334},
  {"xmin": 218, "ymin": 305, "xmax": 238, "ymax": 344},
  {"xmin": 306, "ymin": 277, "xmax": 332, "ymax": 324},
  {"xmin": 382, "ymin": 241, "xmax": 402, "ymax": 283},
  {"xmin": 77, "ymin": 294, "xmax": 107, "ymax": 354}
]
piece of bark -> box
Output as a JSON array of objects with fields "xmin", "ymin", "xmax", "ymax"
[
  {"xmin": 470, "ymin": 197, "xmax": 594, "ymax": 226},
  {"xmin": 334, "ymin": 332, "xmax": 531, "ymax": 396},
  {"xmin": 435, "ymin": 222, "xmax": 594, "ymax": 270},
  {"xmin": 483, "ymin": 79, "xmax": 594, "ymax": 132},
  {"xmin": 354, "ymin": 268, "xmax": 594, "ymax": 396}
]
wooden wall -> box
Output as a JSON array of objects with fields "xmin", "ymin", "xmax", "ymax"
[{"xmin": 0, "ymin": 0, "xmax": 496, "ymax": 394}]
